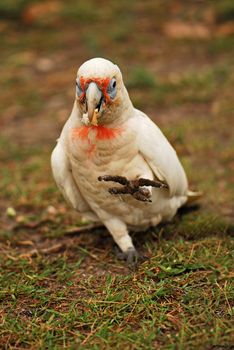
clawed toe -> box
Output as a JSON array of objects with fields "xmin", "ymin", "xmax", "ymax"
[
  {"xmin": 115, "ymin": 247, "xmax": 139, "ymax": 266},
  {"xmin": 133, "ymin": 187, "xmax": 152, "ymax": 202},
  {"xmin": 137, "ymin": 178, "xmax": 168, "ymax": 189},
  {"xmin": 98, "ymin": 175, "xmax": 168, "ymax": 202},
  {"xmin": 98, "ymin": 175, "xmax": 129, "ymax": 186}
]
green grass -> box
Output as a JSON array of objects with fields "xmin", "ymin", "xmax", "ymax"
[
  {"xmin": 0, "ymin": 0, "xmax": 234, "ymax": 349},
  {"xmin": 127, "ymin": 63, "xmax": 232, "ymax": 108},
  {"xmin": 0, "ymin": 235, "xmax": 233, "ymax": 349}
]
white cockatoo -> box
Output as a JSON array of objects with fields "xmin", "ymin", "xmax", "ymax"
[{"xmin": 51, "ymin": 57, "xmax": 198, "ymax": 263}]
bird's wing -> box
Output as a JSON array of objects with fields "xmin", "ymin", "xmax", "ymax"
[
  {"xmin": 132, "ymin": 109, "xmax": 188, "ymax": 197},
  {"xmin": 51, "ymin": 139, "xmax": 91, "ymax": 213}
]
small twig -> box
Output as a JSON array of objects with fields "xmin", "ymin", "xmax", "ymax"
[
  {"xmin": 81, "ymin": 320, "xmax": 97, "ymax": 345},
  {"xmin": 78, "ymin": 247, "xmax": 100, "ymax": 261},
  {"xmin": 18, "ymin": 240, "xmax": 35, "ymax": 246},
  {"xmin": 125, "ymin": 296, "xmax": 140, "ymax": 322},
  {"xmin": 64, "ymin": 223, "xmax": 104, "ymax": 235},
  {"xmin": 13, "ymin": 219, "xmax": 52, "ymax": 231},
  {"xmin": 19, "ymin": 243, "xmax": 65, "ymax": 259}
]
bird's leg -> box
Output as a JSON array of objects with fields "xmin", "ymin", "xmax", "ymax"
[
  {"xmin": 98, "ymin": 175, "xmax": 168, "ymax": 202},
  {"xmin": 103, "ymin": 217, "xmax": 139, "ymax": 265}
]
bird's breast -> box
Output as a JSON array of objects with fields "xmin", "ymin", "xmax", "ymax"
[
  {"xmin": 67, "ymin": 124, "xmax": 141, "ymax": 192},
  {"xmin": 66, "ymin": 124, "xmax": 159, "ymax": 221},
  {"xmin": 69, "ymin": 124, "xmax": 136, "ymax": 162}
]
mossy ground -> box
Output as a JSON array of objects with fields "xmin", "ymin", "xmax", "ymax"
[{"xmin": 0, "ymin": 1, "xmax": 233, "ymax": 349}]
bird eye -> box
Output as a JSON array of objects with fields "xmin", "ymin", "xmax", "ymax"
[
  {"xmin": 76, "ymin": 79, "xmax": 83, "ymax": 97},
  {"xmin": 108, "ymin": 78, "xmax": 117, "ymax": 99}
]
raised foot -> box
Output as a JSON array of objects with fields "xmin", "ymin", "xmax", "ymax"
[{"xmin": 98, "ymin": 175, "xmax": 168, "ymax": 202}]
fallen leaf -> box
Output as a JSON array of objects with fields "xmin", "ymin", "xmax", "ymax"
[
  {"xmin": 6, "ymin": 207, "xmax": 16, "ymax": 218},
  {"xmin": 216, "ymin": 22, "xmax": 234, "ymax": 37},
  {"xmin": 35, "ymin": 58, "xmax": 55, "ymax": 73},
  {"xmin": 46, "ymin": 205, "xmax": 58, "ymax": 215},
  {"xmin": 22, "ymin": 1, "xmax": 61, "ymax": 25},
  {"xmin": 164, "ymin": 21, "xmax": 211, "ymax": 39}
]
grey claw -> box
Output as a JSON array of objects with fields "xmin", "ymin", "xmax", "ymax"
[
  {"xmin": 137, "ymin": 178, "xmax": 168, "ymax": 189},
  {"xmin": 116, "ymin": 247, "xmax": 139, "ymax": 265},
  {"xmin": 133, "ymin": 187, "xmax": 152, "ymax": 202},
  {"xmin": 126, "ymin": 248, "xmax": 139, "ymax": 265}
]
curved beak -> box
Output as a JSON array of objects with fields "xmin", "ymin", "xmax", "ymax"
[{"xmin": 86, "ymin": 82, "xmax": 102, "ymax": 125}]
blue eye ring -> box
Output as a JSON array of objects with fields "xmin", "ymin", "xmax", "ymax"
[
  {"xmin": 111, "ymin": 79, "xmax": 116, "ymax": 89},
  {"xmin": 107, "ymin": 78, "xmax": 117, "ymax": 99},
  {"xmin": 76, "ymin": 79, "xmax": 83, "ymax": 97}
]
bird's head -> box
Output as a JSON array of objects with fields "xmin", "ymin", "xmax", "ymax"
[{"xmin": 75, "ymin": 58, "xmax": 130, "ymax": 126}]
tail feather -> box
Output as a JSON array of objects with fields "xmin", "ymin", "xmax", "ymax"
[{"xmin": 185, "ymin": 190, "xmax": 203, "ymax": 206}]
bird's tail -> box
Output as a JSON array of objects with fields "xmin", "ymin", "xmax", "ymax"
[{"xmin": 185, "ymin": 189, "xmax": 203, "ymax": 206}]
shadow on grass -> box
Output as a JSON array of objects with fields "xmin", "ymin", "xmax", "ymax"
[
  {"xmin": 131, "ymin": 205, "xmax": 233, "ymax": 253},
  {"xmin": 52, "ymin": 204, "xmax": 233, "ymax": 258}
]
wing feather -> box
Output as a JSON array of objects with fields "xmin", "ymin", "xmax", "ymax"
[
  {"xmin": 51, "ymin": 140, "xmax": 90, "ymax": 212},
  {"xmin": 132, "ymin": 110, "xmax": 188, "ymax": 197}
]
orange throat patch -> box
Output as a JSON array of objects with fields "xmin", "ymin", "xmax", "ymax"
[
  {"xmin": 71, "ymin": 125, "xmax": 123, "ymax": 156},
  {"xmin": 71, "ymin": 125, "xmax": 122, "ymax": 140}
]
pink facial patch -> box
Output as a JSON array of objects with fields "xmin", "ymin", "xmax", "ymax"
[{"xmin": 79, "ymin": 76, "xmax": 111, "ymax": 104}]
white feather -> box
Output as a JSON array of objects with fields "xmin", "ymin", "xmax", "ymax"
[
  {"xmin": 51, "ymin": 140, "xmax": 90, "ymax": 213},
  {"xmin": 51, "ymin": 58, "xmax": 191, "ymax": 255},
  {"xmin": 131, "ymin": 109, "xmax": 188, "ymax": 197}
]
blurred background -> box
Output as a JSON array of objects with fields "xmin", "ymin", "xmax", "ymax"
[
  {"xmin": 0, "ymin": 1, "xmax": 234, "ymax": 348},
  {"xmin": 0, "ymin": 0, "xmax": 233, "ymax": 231}
]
